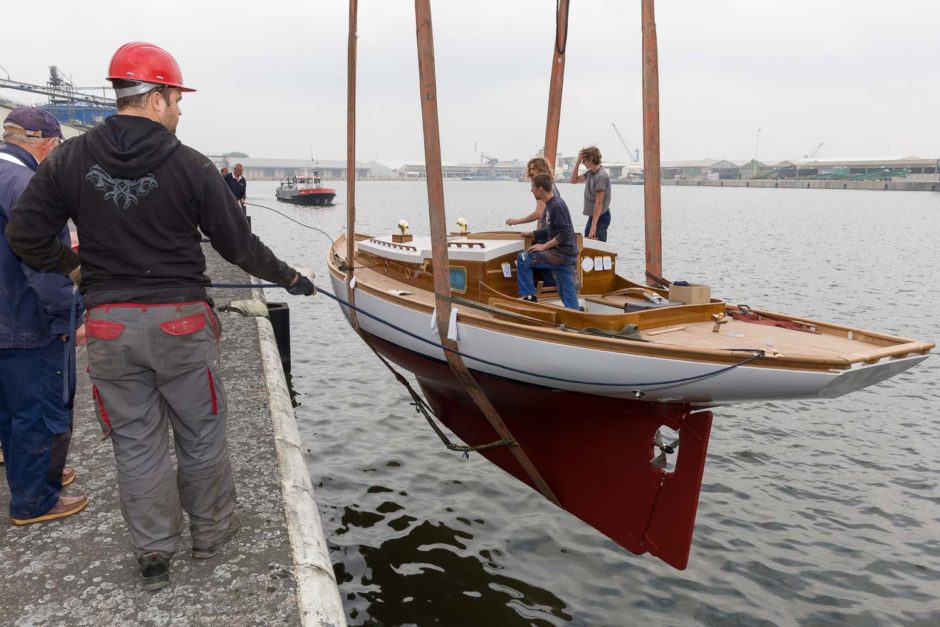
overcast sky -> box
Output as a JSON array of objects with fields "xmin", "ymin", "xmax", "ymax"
[{"xmin": 2, "ymin": 0, "xmax": 937, "ymax": 164}]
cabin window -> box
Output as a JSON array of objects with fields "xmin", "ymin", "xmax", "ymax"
[{"xmin": 449, "ymin": 266, "xmax": 467, "ymax": 293}]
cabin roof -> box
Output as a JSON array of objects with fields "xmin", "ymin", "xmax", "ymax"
[{"xmin": 360, "ymin": 235, "xmax": 525, "ymax": 263}]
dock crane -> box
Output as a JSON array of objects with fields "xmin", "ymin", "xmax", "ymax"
[
  {"xmin": 611, "ymin": 123, "xmax": 640, "ymax": 163},
  {"xmin": 803, "ymin": 143, "xmax": 824, "ymax": 159},
  {"xmin": 480, "ymin": 152, "xmax": 499, "ymax": 167}
]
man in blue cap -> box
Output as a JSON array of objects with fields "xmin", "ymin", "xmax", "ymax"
[{"xmin": 0, "ymin": 107, "xmax": 87, "ymax": 524}]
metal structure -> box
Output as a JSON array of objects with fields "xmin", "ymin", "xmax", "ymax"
[
  {"xmin": 0, "ymin": 66, "xmax": 116, "ymax": 128},
  {"xmin": 804, "ymin": 142, "xmax": 824, "ymax": 159},
  {"xmin": 479, "ymin": 152, "xmax": 498, "ymax": 167},
  {"xmin": 611, "ymin": 122, "xmax": 640, "ymax": 163}
]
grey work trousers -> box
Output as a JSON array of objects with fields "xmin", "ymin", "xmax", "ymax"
[{"xmin": 86, "ymin": 301, "xmax": 238, "ymax": 557}]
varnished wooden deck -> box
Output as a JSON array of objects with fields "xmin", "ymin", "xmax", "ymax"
[{"xmin": 330, "ymin": 235, "xmax": 933, "ymax": 369}]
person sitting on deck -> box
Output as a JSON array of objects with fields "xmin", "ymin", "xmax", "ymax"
[
  {"xmin": 516, "ymin": 173, "xmax": 579, "ymax": 309},
  {"xmin": 505, "ymin": 157, "xmax": 559, "ymax": 289}
]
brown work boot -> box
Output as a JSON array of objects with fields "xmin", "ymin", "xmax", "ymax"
[
  {"xmin": 62, "ymin": 466, "xmax": 76, "ymax": 487},
  {"xmin": 9, "ymin": 495, "xmax": 88, "ymax": 525}
]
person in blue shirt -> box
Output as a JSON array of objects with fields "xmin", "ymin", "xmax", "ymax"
[
  {"xmin": 515, "ymin": 173, "xmax": 580, "ymax": 309},
  {"xmin": 0, "ymin": 108, "xmax": 87, "ymax": 525}
]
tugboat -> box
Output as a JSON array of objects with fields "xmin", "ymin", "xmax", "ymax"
[{"xmin": 275, "ymin": 168, "xmax": 336, "ymax": 206}]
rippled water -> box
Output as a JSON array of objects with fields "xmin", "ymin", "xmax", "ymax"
[{"xmin": 245, "ymin": 180, "xmax": 938, "ymax": 626}]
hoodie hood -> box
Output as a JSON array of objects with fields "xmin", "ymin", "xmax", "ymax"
[{"xmin": 86, "ymin": 115, "xmax": 180, "ymax": 179}]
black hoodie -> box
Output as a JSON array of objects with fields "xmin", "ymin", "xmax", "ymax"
[{"xmin": 6, "ymin": 115, "xmax": 296, "ymax": 308}]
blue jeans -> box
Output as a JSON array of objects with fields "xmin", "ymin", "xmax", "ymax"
[
  {"xmin": 0, "ymin": 339, "xmax": 74, "ymax": 519},
  {"xmin": 584, "ymin": 210, "xmax": 611, "ymax": 242},
  {"xmin": 516, "ymin": 251, "xmax": 580, "ymax": 309}
]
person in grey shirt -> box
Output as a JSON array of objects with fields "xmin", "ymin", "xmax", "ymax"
[{"xmin": 570, "ymin": 145, "xmax": 611, "ymax": 241}]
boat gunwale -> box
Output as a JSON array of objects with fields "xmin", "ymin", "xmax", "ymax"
[{"xmin": 328, "ymin": 234, "xmax": 934, "ymax": 371}]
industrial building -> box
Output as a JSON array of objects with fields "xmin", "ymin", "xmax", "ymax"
[
  {"xmin": 208, "ymin": 158, "xmax": 377, "ymax": 181},
  {"xmin": 659, "ymin": 157, "xmax": 939, "ymax": 182}
]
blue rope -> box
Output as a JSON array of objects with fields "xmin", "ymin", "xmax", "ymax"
[
  {"xmin": 211, "ymin": 281, "xmax": 766, "ymax": 389},
  {"xmin": 210, "ymin": 283, "xmax": 280, "ymax": 289}
]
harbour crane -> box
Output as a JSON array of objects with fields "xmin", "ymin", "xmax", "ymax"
[
  {"xmin": 480, "ymin": 152, "xmax": 499, "ymax": 167},
  {"xmin": 803, "ymin": 142, "xmax": 824, "ymax": 159},
  {"xmin": 611, "ymin": 123, "xmax": 640, "ymax": 163}
]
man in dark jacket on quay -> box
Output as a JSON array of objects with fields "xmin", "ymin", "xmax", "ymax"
[
  {"xmin": 223, "ymin": 162, "xmax": 247, "ymax": 211},
  {"xmin": 5, "ymin": 42, "xmax": 315, "ymax": 592},
  {"xmin": 1, "ymin": 108, "xmax": 87, "ymax": 526}
]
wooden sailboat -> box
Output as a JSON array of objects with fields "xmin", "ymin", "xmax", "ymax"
[{"xmin": 330, "ymin": 0, "xmax": 934, "ymax": 569}]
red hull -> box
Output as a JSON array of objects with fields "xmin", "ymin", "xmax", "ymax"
[{"xmin": 365, "ymin": 332, "xmax": 714, "ymax": 569}]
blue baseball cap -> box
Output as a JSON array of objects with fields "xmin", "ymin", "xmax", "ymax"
[{"xmin": 3, "ymin": 107, "xmax": 63, "ymax": 139}]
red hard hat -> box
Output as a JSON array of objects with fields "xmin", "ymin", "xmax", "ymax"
[{"xmin": 106, "ymin": 42, "xmax": 195, "ymax": 92}]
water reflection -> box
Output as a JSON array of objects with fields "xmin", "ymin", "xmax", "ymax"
[{"xmin": 335, "ymin": 512, "xmax": 573, "ymax": 626}]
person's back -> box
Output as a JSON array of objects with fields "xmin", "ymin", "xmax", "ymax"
[
  {"xmin": 23, "ymin": 116, "xmax": 284, "ymax": 309},
  {"xmin": 5, "ymin": 42, "xmax": 313, "ymax": 593}
]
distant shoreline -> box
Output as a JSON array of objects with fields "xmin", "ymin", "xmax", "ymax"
[
  {"xmin": 658, "ymin": 178, "xmax": 939, "ymax": 192},
  {"xmin": 253, "ymin": 177, "xmax": 940, "ymax": 191}
]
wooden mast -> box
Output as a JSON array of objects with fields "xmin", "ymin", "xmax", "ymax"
[
  {"xmin": 542, "ymin": 0, "xmax": 570, "ymax": 170},
  {"xmin": 345, "ymin": 0, "xmax": 360, "ymax": 328},
  {"xmin": 414, "ymin": 0, "xmax": 560, "ymax": 506},
  {"xmin": 642, "ymin": 0, "xmax": 663, "ymax": 285}
]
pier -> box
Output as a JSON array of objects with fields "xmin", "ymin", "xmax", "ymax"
[{"xmin": 0, "ymin": 247, "xmax": 345, "ymax": 626}]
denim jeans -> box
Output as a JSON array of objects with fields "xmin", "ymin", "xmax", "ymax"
[
  {"xmin": 584, "ymin": 210, "xmax": 612, "ymax": 242},
  {"xmin": 516, "ymin": 251, "xmax": 579, "ymax": 309},
  {"xmin": 0, "ymin": 339, "xmax": 73, "ymax": 519}
]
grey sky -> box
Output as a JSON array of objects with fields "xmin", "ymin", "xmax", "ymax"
[{"xmin": 3, "ymin": 0, "xmax": 937, "ymax": 164}]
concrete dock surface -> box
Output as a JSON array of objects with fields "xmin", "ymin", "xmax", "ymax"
[{"xmin": 0, "ymin": 247, "xmax": 344, "ymax": 626}]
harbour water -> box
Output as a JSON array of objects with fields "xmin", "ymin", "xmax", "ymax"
[{"xmin": 246, "ymin": 181, "xmax": 938, "ymax": 626}]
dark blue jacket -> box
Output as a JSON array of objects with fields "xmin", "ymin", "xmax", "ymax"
[
  {"xmin": 223, "ymin": 172, "xmax": 246, "ymax": 201},
  {"xmin": 0, "ymin": 143, "xmax": 83, "ymax": 349},
  {"xmin": 534, "ymin": 195, "xmax": 578, "ymax": 263}
]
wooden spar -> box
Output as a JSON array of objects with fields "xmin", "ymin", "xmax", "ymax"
[
  {"xmin": 642, "ymin": 0, "xmax": 663, "ymax": 285},
  {"xmin": 542, "ymin": 0, "xmax": 570, "ymax": 170},
  {"xmin": 414, "ymin": 0, "xmax": 450, "ymax": 335},
  {"xmin": 345, "ymin": 0, "xmax": 360, "ymax": 329},
  {"xmin": 413, "ymin": 0, "xmax": 561, "ymax": 506}
]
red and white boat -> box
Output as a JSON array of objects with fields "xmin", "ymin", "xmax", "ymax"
[
  {"xmin": 330, "ymin": 0, "xmax": 934, "ymax": 571},
  {"xmin": 275, "ymin": 168, "xmax": 336, "ymax": 206},
  {"xmin": 327, "ymin": 230, "xmax": 933, "ymax": 568}
]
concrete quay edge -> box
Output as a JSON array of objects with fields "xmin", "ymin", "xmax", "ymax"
[{"xmin": 255, "ymin": 316, "xmax": 345, "ymax": 626}]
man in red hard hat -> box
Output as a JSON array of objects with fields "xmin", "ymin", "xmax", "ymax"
[{"xmin": 6, "ymin": 42, "xmax": 315, "ymax": 592}]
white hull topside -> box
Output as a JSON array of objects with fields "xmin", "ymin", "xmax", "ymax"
[{"xmin": 329, "ymin": 274, "xmax": 928, "ymax": 406}]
